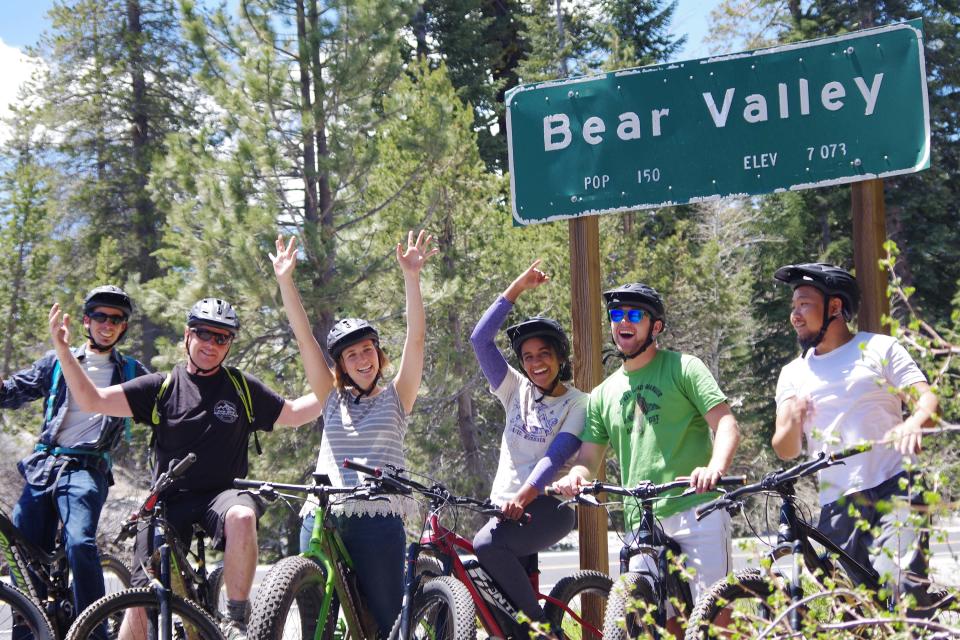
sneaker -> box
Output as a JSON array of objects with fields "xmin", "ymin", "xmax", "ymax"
[{"xmin": 220, "ymin": 619, "xmax": 247, "ymax": 640}]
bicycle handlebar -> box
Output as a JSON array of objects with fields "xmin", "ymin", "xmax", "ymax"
[
  {"xmin": 573, "ymin": 475, "xmax": 747, "ymax": 501},
  {"xmin": 114, "ymin": 453, "xmax": 198, "ymax": 542},
  {"xmin": 341, "ymin": 458, "xmax": 530, "ymax": 524},
  {"xmin": 694, "ymin": 444, "xmax": 873, "ymax": 520}
]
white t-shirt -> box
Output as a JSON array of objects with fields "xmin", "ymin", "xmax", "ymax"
[
  {"xmin": 488, "ymin": 366, "xmax": 587, "ymax": 506},
  {"xmin": 775, "ymin": 332, "xmax": 926, "ymax": 505}
]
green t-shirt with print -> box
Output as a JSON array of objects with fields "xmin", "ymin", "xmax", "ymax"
[{"xmin": 581, "ymin": 349, "xmax": 727, "ymax": 530}]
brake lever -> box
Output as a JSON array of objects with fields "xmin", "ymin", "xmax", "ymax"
[{"xmin": 239, "ymin": 485, "xmax": 279, "ymax": 502}]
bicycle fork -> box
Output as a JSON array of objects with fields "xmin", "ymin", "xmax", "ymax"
[{"xmin": 393, "ymin": 542, "xmax": 423, "ymax": 640}]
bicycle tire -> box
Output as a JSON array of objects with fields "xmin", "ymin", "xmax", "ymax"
[
  {"xmin": 543, "ymin": 570, "xmax": 612, "ymax": 640},
  {"xmin": 406, "ymin": 576, "xmax": 475, "ymax": 640},
  {"xmin": 0, "ymin": 580, "xmax": 56, "ymax": 640},
  {"xmin": 206, "ymin": 565, "xmax": 226, "ymax": 620},
  {"xmin": 100, "ymin": 553, "xmax": 133, "ymax": 595},
  {"xmin": 65, "ymin": 587, "xmax": 222, "ymax": 640},
  {"xmin": 602, "ymin": 572, "xmax": 659, "ymax": 640},
  {"xmin": 248, "ymin": 555, "xmax": 339, "ymax": 640},
  {"xmin": 683, "ymin": 569, "xmax": 780, "ymax": 640}
]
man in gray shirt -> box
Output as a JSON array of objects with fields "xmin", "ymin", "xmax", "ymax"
[{"xmin": 0, "ymin": 286, "xmax": 148, "ymax": 620}]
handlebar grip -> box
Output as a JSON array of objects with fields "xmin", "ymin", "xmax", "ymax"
[
  {"xmin": 718, "ymin": 475, "xmax": 748, "ymax": 487},
  {"xmin": 169, "ymin": 453, "xmax": 197, "ymax": 479},
  {"xmin": 234, "ymin": 478, "xmax": 266, "ymax": 490},
  {"xmin": 343, "ymin": 458, "xmax": 381, "ymax": 478},
  {"xmin": 829, "ymin": 443, "xmax": 872, "ymax": 462},
  {"xmin": 545, "ymin": 487, "xmax": 560, "ymax": 496}
]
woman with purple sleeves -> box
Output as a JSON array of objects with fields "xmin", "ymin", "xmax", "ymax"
[{"xmin": 469, "ymin": 259, "xmax": 587, "ymax": 627}]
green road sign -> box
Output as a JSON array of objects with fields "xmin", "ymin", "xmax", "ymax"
[{"xmin": 505, "ymin": 21, "xmax": 930, "ymax": 225}]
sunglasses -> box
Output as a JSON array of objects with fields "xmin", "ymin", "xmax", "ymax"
[
  {"xmin": 88, "ymin": 311, "xmax": 127, "ymax": 326},
  {"xmin": 609, "ymin": 308, "xmax": 645, "ymax": 323},
  {"xmin": 190, "ymin": 327, "xmax": 234, "ymax": 346}
]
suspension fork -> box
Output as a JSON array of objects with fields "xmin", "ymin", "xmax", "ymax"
[{"xmin": 394, "ymin": 542, "xmax": 423, "ymax": 640}]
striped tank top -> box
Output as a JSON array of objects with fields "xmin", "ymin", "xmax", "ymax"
[{"xmin": 307, "ymin": 382, "xmax": 412, "ymax": 519}]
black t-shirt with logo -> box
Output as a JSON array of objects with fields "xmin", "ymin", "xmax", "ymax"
[{"xmin": 122, "ymin": 364, "xmax": 284, "ymax": 492}]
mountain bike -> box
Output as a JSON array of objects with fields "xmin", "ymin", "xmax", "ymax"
[
  {"xmin": 685, "ymin": 444, "xmax": 959, "ymax": 639},
  {"xmin": 236, "ymin": 468, "xmax": 404, "ymax": 640},
  {"xmin": 0, "ymin": 504, "xmax": 131, "ymax": 638},
  {"xmin": 65, "ymin": 454, "xmax": 224, "ymax": 640},
  {"xmin": 348, "ymin": 460, "xmax": 613, "ymax": 640},
  {"xmin": 556, "ymin": 475, "xmax": 747, "ymax": 640}
]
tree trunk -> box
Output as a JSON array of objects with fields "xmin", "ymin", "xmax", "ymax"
[{"xmin": 126, "ymin": 0, "xmax": 160, "ymax": 365}]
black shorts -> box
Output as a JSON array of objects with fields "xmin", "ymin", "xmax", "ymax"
[{"xmin": 130, "ymin": 488, "xmax": 264, "ymax": 587}]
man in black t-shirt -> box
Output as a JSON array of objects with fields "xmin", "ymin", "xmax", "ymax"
[{"xmin": 48, "ymin": 297, "xmax": 322, "ymax": 640}]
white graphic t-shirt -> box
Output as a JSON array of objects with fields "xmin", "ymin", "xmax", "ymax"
[{"xmin": 488, "ymin": 366, "xmax": 587, "ymax": 506}]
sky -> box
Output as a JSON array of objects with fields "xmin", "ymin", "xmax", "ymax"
[{"xmin": 0, "ymin": 0, "xmax": 720, "ymax": 130}]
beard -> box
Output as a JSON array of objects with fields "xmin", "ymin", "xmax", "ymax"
[{"xmin": 797, "ymin": 332, "xmax": 821, "ymax": 352}]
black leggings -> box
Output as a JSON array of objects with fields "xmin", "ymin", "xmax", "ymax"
[{"xmin": 472, "ymin": 495, "xmax": 576, "ymax": 620}]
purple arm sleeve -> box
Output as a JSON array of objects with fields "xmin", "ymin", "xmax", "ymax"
[
  {"xmin": 525, "ymin": 432, "xmax": 582, "ymax": 491},
  {"xmin": 470, "ymin": 295, "xmax": 513, "ymax": 389}
]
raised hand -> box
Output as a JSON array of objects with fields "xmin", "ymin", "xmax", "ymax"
[
  {"xmin": 270, "ymin": 234, "xmax": 298, "ymax": 282},
  {"xmin": 396, "ymin": 229, "xmax": 439, "ymax": 275},
  {"xmin": 49, "ymin": 304, "xmax": 72, "ymax": 354},
  {"xmin": 504, "ymin": 259, "xmax": 550, "ymax": 303}
]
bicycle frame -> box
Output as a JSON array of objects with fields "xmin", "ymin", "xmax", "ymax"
[
  {"xmin": 0, "ymin": 507, "xmax": 82, "ymax": 634},
  {"xmin": 617, "ymin": 498, "xmax": 694, "ymax": 633},
  {"xmin": 401, "ymin": 505, "xmax": 602, "ymax": 640},
  {"xmin": 301, "ymin": 501, "xmax": 371, "ymax": 640},
  {"xmin": 759, "ymin": 479, "xmax": 881, "ymax": 631}
]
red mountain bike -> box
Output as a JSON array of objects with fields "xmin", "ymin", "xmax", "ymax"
[{"xmin": 344, "ymin": 460, "xmax": 612, "ymax": 640}]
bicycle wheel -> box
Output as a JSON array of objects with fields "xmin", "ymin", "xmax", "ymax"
[
  {"xmin": 0, "ymin": 580, "xmax": 55, "ymax": 640},
  {"xmin": 406, "ymin": 577, "xmax": 475, "ymax": 640},
  {"xmin": 205, "ymin": 566, "xmax": 227, "ymax": 620},
  {"xmin": 684, "ymin": 569, "xmax": 781, "ymax": 640},
  {"xmin": 65, "ymin": 587, "xmax": 222, "ymax": 640},
  {"xmin": 248, "ymin": 556, "xmax": 338, "ymax": 640},
  {"xmin": 99, "ymin": 554, "xmax": 132, "ymax": 595},
  {"xmin": 602, "ymin": 572, "xmax": 658, "ymax": 640},
  {"xmin": 543, "ymin": 570, "xmax": 612, "ymax": 640}
]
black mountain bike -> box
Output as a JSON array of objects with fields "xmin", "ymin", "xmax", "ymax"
[
  {"xmin": 0, "ymin": 503, "xmax": 131, "ymax": 638},
  {"xmin": 686, "ymin": 444, "xmax": 959, "ymax": 639},
  {"xmin": 559, "ymin": 475, "xmax": 747, "ymax": 640},
  {"xmin": 65, "ymin": 454, "xmax": 224, "ymax": 640}
]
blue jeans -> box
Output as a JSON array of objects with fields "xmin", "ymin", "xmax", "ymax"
[
  {"xmin": 301, "ymin": 513, "xmax": 405, "ymax": 639},
  {"xmin": 13, "ymin": 466, "xmax": 109, "ymax": 616}
]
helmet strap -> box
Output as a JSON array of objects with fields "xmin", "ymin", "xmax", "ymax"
[
  {"xmin": 801, "ymin": 293, "xmax": 836, "ymax": 357},
  {"xmin": 85, "ymin": 327, "xmax": 124, "ymax": 353},
  {"xmin": 185, "ymin": 334, "xmax": 227, "ymax": 375},
  {"xmin": 531, "ymin": 373, "xmax": 561, "ymax": 403},
  {"xmin": 612, "ymin": 320, "xmax": 658, "ymax": 362}
]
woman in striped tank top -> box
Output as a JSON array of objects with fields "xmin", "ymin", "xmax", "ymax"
[{"xmin": 270, "ymin": 230, "xmax": 437, "ymax": 639}]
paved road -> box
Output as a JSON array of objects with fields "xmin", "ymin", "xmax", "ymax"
[{"xmin": 535, "ymin": 520, "xmax": 960, "ymax": 592}]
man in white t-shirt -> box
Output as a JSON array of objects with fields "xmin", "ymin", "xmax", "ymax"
[{"xmin": 771, "ymin": 262, "xmax": 938, "ymax": 605}]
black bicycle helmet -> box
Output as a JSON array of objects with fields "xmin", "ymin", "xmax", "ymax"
[
  {"xmin": 187, "ymin": 298, "xmax": 240, "ymax": 334},
  {"xmin": 327, "ymin": 318, "xmax": 380, "ymax": 360},
  {"xmin": 507, "ymin": 316, "xmax": 572, "ymax": 377},
  {"xmin": 774, "ymin": 263, "xmax": 860, "ymax": 321},
  {"xmin": 83, "ymin": 285, "xmax": 133, "ymax": 317},
  {"xmin": 602, "ymin": 283, "xmax": 666, "ymax": 319}
]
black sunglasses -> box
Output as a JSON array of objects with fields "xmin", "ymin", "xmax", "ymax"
[
  {"xmin": 190, "ymin": 327, "xmax": 234, "ymax": 346},
  {"xmin": 88, "ymin": 311, "xmax": 127, "ymax": 326}
]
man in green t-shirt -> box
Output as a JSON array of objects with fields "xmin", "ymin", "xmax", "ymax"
[{"xmin": 554, "ymin": 283, "xmax": 741, "ymax": 633}]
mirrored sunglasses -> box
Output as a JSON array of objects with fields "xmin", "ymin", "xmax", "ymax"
[
  {"xmin": 190, "ymin": 327, "xmax": 234, "ymax": 346},
  {"xmin": 609, "ymin": 308, "xmax": 645, "ymax": 323},
  {"xmin": 88, "ymin": 311, "xmax": 127, "ymax": 326}
]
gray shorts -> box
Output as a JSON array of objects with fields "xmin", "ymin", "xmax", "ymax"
[{"xmin": 817, "ymin": 471, "xmax": 929, "ymax": 602}]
